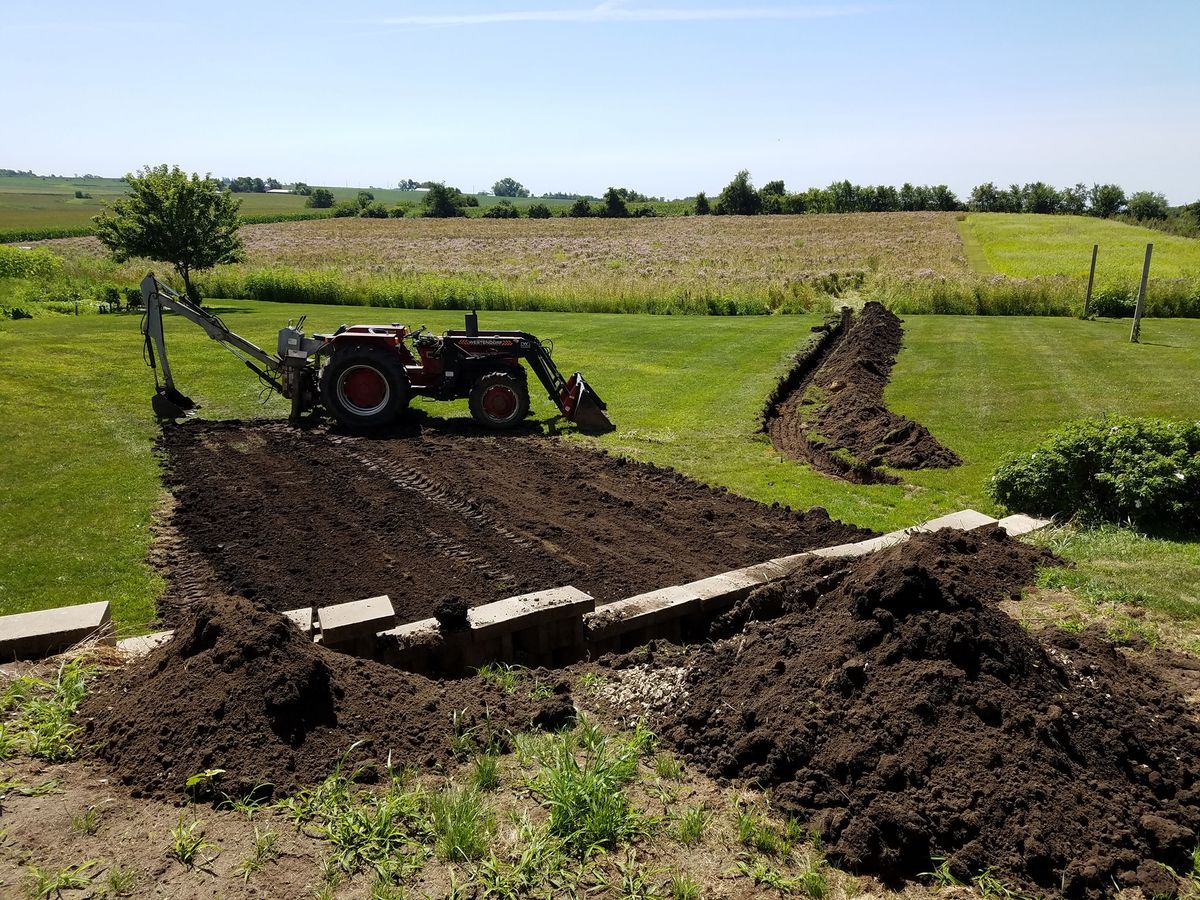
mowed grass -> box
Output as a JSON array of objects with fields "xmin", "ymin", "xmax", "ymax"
[
  {"xmin": 965, "ymin": 213, "xmax": 1200, "ymax": 280},
  {"xmin": 1, "ymin": 302, "xmax": 1197, "ymax": 629}
]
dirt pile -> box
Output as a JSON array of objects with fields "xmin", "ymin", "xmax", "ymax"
[
  {"xmin": 81, "ymin": 596, "xmax": 573, "ymax": 799},
  {"xmin": 659, "ymin": 528, "xmax": 1200, "ymax": 898},
  {"xmin": 155, "ymin": 420, "xmax": 871, "ymax": 624},
  {"xmin": 765, "ymin": 301, "xmax": 960, "ymax": 482}
]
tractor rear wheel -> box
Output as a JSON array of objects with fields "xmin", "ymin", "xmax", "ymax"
[
  {"xmin": 320, "ymin": 345, "xmax": 410, "ymax": 429},
  {"xmin": 469, "ymin": 371, "xmax": 530, "ymax": 429}
]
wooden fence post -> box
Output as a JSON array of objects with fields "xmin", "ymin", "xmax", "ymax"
[
  {"xmin": 1082, "ymin": 244, "xmax": 1098, "ymax": 317},
  {"xmin": 1130, "ymin": 243, "xmax": 1153, "ymax": 343}
]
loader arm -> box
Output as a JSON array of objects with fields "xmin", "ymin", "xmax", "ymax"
[
  {"xmin": 517, "ymin": 335, "xmax": 613, "ymax": 432},
  {"xmin": 140, "ymin": 273, "xmax": 284, "ymax": 416}
]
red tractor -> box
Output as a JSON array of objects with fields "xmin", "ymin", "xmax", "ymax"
[{"xmin": 140, "ymin": 274, "xmax": 612, "ymax": 432}]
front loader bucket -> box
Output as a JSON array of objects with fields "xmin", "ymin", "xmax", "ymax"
[
  {"xmin": 152, "ymin": 387, "xmax": 195, "ymax": 421},
  {"xmin": 564, "ymin": 373, "xmax": 614, "ymax": 433}
]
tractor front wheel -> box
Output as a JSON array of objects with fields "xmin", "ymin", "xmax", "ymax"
[
  {"xmin": 320, "ymin": 345, "xmax": 410, "ymax": 429},
  {"xmin": 469, "ymin": 371, "xmax": 530, "ymax": 429}
]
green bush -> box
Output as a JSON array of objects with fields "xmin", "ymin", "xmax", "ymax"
[
  {"xmin": 482, "ymin": 201, "xmax": 520, "ymax": 219},
  {"xmin": 0, "ymin": 246, "xmax": 63, "ymax": 280},
  {"xmin": 989, "ymin": 416, "xmax": 1200, "ymax": 533},
  {"xmin": 526, "ymin": 203, "xmax": 552, "ymax": 219}
]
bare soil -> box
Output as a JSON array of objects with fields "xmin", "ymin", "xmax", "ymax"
[
  {"xmin": 154, "ymin": 419, "xmax": 871, "ymax": 626},
  {"xmin": 646, "ymin": 527, "xmax": 1200, "ymax": 898},
  {"xmin": 765, "ymin": 301, "xmax": 961, "ymax": 482},
  {"xmin": 79, "ymin": 595, "xmax": 574, "ymax": 800}
]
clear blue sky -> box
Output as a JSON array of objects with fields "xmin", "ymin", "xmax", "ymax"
[{"xmin": 4, "ymin": 1, "xmax": 1197, "ymax": 202}]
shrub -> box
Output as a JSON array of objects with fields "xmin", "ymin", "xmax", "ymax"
[
  {"xmin": 306, "ymin": 188, "xmax": 335, "ymax": 208},
  {"xmin": 526, "ymin": 203, "xmax": 552, "ymax": 219},
  {"xmin": 0, "ymin": 246, "xmax": 63, "ymax": 280},
  {"xmin": 568, "ymin": 197, "xmax": 593, "ymax": 218},
  {"xmin": 694, "ymin": 192, "xmax": 710, "ymax": 215},
  {"xmin": 331, "ymin": 201, "xmax": 359, "ymax": 218},
  {"xmin": 989, "ymin": 416, "xmax": 1200, "ymax": 533},
  {"xmin": 359, "ymin": 202, "xmax": 390, "ymax": 219},
  {"xmin": 482, "ymin": 201, "xmax": 520, "ymax": 219}
]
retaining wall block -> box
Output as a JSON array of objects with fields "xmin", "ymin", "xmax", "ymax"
[
  {"xmin": 318, "ymin": 595, "xmax": 396, "ymax": 652},
  {"xmin": 0, "ymin": 601, "xmax": 113, "ymax": 661},
  {"xmin": 584, "ymin": 585, "xmax": 703, "ymax": 644},
  {"xmin": 997, "ymin": 514, "xmax": 1052, "ymax": 537},
  {"xmin": 912, "ymin": 508, "xmax": 998, "ymax": 533},
  {"xmin": 282, "ymin": 607, "xmax": 314, "ymax": 636},
  {"xmin": 468, "ymin": 586, "xmax": 594, "ymax": 636},
  {"xmin": 116, "ymin": 630, "xmax": 174, "ymax": 658}
]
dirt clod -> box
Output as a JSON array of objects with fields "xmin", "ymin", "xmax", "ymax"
[
  {"xmin": 658, "ymin": 528, "xmax": 1200, "ymax": 898},
  {"xmin": 81, "ymin": 596, "xmax": 573, "ymax": 799},
  {"xmin": 765, "ymin": 301, "xmax": 961, "ymax": 481}
]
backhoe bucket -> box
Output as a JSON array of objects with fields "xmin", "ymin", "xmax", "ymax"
[
  {"xmin": 152, "ymin": 387, "xmax": 195, "ymax": 421},
  {"xmin": 563, "ymin": 373, "xmax": 614, "ymax": 433}
]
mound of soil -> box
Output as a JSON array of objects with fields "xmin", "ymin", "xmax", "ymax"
[
  {"xmin": 659, "ymin": 528, "xmax": 1200, "ymax": 898},
  {"xmin": 765, "ymin": 302, "xmax": 960, "ymax": 482},
  {"xmin": 81, "ymin": 596, "xmax": 573, "ymax": 799},
  {"xmin": 155, "ymin": 420, "xmax": 871, "ymax": 625}
]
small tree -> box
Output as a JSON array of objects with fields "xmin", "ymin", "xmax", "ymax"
[
  {"xmin": 492, "ymin": 177, "xmax": 530, "ymax": 198},
  {"xmin": 482, "ymin": 200, "xmax": 520, "ymax": 218},
  {"xmin": 423, "ymin": 183, "xmax": 466, "ymax": 218},
  {"xmin": 356, "ymin": 190, "xmax": 375, "ymax": 209},
  {"xmin": 601, "ymin": 187, "xmax": 629, "ymax": 218},
  {"xmin": 527, "ymin": 203, "xmax": 552, "ymax": 219},
  {"xmin": 1022, "ymin": 182, "xmax": 1060, "ymax": 215},
  {"xmin": 1059, "ymin": 183, "xmax": 1089, "ymax": 215},
  {"xmin": 292, "ymin": 182, "xmax": 312, "ymax": 196},
  {"xmin": 306, "ymin": 188, "xmax": 334, "ymax": 208},
  {"xmin": 714, "ymin": 170, "xmax": 761, "ymax": 215},
  {"xmin": 1089, "ymin": 183, "xmax": 1126, "ymax": 218},
  {"xmin": 694, "ymin": 192, "xmax": 710, "ymax": 215},
  {"xmin": 568, "ymin": 197, "xmax": 593, "ymax": 218},
  {"xmin": 1126, "ymin": 191, "xmax": 1169, "ymax": 220},
  {"xmin": 93, "ymin": 164, "xmax": 242, "ymax": 305}
]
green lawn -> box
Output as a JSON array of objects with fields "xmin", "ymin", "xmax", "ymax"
[
  {"xmin": 1, "ymin": 303, "xmax": 1197, "ymax": 631},
  {"xmin": 965, "ymin": 213, "xmax": 1200, "ymax": 280}
]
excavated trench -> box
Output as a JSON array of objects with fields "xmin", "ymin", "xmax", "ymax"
[{"xmin": 764, "ymin": 301, "xmax": 961, "ymax": 483}]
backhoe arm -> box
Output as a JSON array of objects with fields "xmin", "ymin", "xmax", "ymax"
[{"xmin": 140, "ymin": 273, "xmax": 283, "ymax": 416}]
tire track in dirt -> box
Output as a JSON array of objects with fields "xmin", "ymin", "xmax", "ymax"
[{"xmin": 155, "ymin": 420, "xmax": 871, "ymax": 624}]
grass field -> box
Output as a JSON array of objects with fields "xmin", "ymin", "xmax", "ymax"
[
  {"xmin": 1, "ymin": 303, "xmax": 1196, "ymax": 632},
  {"xmin": 964, "ymin": 212, "xmax": 1200, "ymax": 280},
  {"xmin": 0, "ymin": 175, "xmax": 576, "ymax": 233}
]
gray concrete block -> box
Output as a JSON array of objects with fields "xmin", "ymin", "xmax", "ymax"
[
  {"xmin": 912, "ymin": 508, "xmax": 998, "ymax": 533},
  {"xmin": 469, "ymin": 586, "xmax": 594, "ymax": 636},
  {"xmin": 117, "ymin": 630, "xmax": 174, "ymax": 657},
  {"xmin": 585, "ymin": 585, "xmax": 703, "ymax": 642},
  {"xmin": 683, "ymin": 570, "xmax": 763, "ymax": 612},
  {"xmin": 318, "ymin": 595, "xmax": 395, "ymax": 648},
  {"xmin": 0, "ymin": 601, "xmax": 113, "ymax": 661},
  {"xmin": 282, "ymin": 607, "xmax": 314, "ymax": 635},
  {"xmin": 997, "ymin": 513, "xmax": 1051, "ymax": 537},
  {"xmin": 811, "ymin": 531, "xmax": 910, "ymax": 559}
]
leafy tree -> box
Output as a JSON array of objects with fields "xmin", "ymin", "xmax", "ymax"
[
  {"xmin": 969, "ymin": 182, "xmax": 1003, "ymax": 212},
  {"xmin": 422, "ymin": 183, "xmax": 466, "ymax": 218},
  {"xmin": 306, "ymin": 188, "xmax": 334, "ymax": 208},
  {"xmin": 264, "ymin": 177, "xmax": 282, "ymax": 190},
  {"xmin": 714, "ymin": 170, "xmax": 761, "ymax": 215},
  {"xmin": 93, "ymin": 164, "xmax": 242, "ymax": 305},
  {"xmin": 482, "ymin": 200, "xmax": 520, "ymax": 218},
  {"xmin": 292, "ymin": 182, "xmax": 312, "ymax": 196},
  {"xmin": 929, "ymin": 184, "xmax": 961, "ymax": 212},
  {"xmin": 527, "ymin": 203, "xmax": 552, "ymax": 219},
  {"xmin": 694, "ymin": 192, "xmax": 710, "ymax": 215},
  {"xmin": 1126, "ymin": 191, "xmax": 1169, "ymax": 220},
  {"xmin": 758, "ymin": 180, "xmax": 786, "ymax": 214},
  {"xmin": 1059, "ymin": 183, "xmax": 1089, "ymax": 215},
  {"xmin": 389, "ymin": 201, "xmax": 415, "ymax": 218},
  {"xmin": 332, "ymin": 200, "xmax": 359, "ymax": 218},
  {"xmin": 1089, "ymin": 183, "xmax": 1126, "ymax": 218},
  {"xmin": 898, "ymin": 182, "xmax": 924, "ymax": 211},
  {"xmin": 1022, "ymin": 182, "xmax": 1060, "ymax": 215},
  {"xmin": 601, "ymin": 187, "xmax": 630, "ymax": 218},
  {"xmin": 398, "ymin": 178, "xmax": 420, "ymax": 190},
  {"xmin": 359, "ymin": 202, "xmax": 389, "ymax": 219},
  {"xmin": 568, "ymin": 197, "xmax": 593, "ymax": 217},
  {"xmin": 356, "ymin": 190, "xmax": 375, "ymax": 209},
  {"xmin": 492, "ymin": 177, "xmax": 530, "ymax": 198}
]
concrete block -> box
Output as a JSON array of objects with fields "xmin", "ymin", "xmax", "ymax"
[
  {"xmin": 998, "ymin": 514, "xmax": 1052, "ymax": 537},
  {"xmin": 912, "ymin": 508, "xmax": 998, "ymax": 533},
  {"xmin": 117, "ymin": 630, "xmax": 174, "ymax": 657},
  {"xmin": 469, "ymin": 586, "xmax": 594, "ymax": 636},
  {"xmin": 585, "ymin": 585, "xmax": 703, "ymax": 642},
  {"xmin": 684, "ymin": 570, "xmax": 763, "ymax": 611},
  {"xmin": 318, "ymin": 595, "xmax": 395, "ymax": 648},
  {"xmin": 282, "ymin": 607, "xmax": 314, "ymax": 636},
  {"xmin": 379, "ymin": 616, "xmax": 440, "ymax": 645},
  {"xmin": 811, "ymin": 531, "xmax": 910, "ymax": 559},
  {"xmin": 767, "ymin": 552, "xmax": 816, "ymax": 577},
  {"xmin": 0, "ymin": 601, "xmax": 113, "ymax": 661}
]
